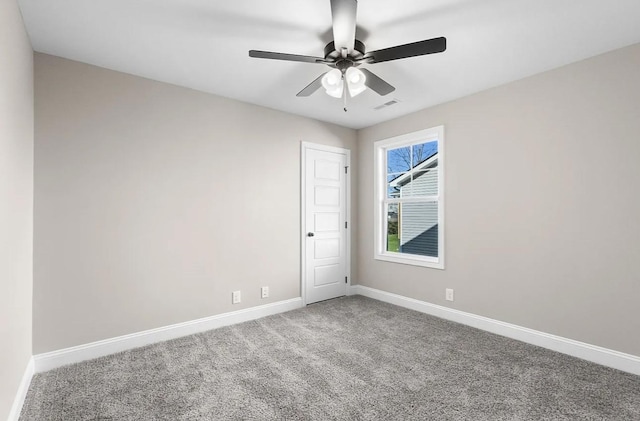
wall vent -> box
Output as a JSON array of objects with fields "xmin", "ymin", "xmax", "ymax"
[{"xmin": 374, "ymin": 99, "xmax": 399, "ymax": 110}]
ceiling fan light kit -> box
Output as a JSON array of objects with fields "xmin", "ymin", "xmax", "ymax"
[
  {"xmin": 249, "ymin": 0, "xmax": 447, "ymax": 109},
  {"xmin": 321, "ymin": 67, "xmax": 366, "ymax": 99}
]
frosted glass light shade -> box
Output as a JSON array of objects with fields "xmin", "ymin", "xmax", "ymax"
[
  {"xmin": 346, "ymin": 67, "xmax": 366, "ymax": 97},
  {"xmin": 322, "ymin": 69, "xmax": 344, "ymax": 98}
]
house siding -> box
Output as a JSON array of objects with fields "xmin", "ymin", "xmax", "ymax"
[{"xmin": 399, "ymin": 166, "xmax": 438, "ymax": 257}]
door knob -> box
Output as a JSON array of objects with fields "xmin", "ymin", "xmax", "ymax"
[{"xmin": 307, "ymin": 232, "xmax": 315, "ymax": 237}]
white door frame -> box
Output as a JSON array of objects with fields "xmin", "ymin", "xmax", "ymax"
[{"xmin": 301, "ymin": 142, "xmax": 351, "ymax": 306}]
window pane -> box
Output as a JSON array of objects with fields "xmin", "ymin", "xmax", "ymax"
[
  {"xmin": 387, "ymin": 147, "xmax": 411, "ymax": 173},
  {"xmin": 401, "ymin": 167, "xmax": 438, "ymax": 198},
  {"xmin": 386, "ymin": 204, "xmax": 399, "ymax": 252},
  {"xmin": 387, "ymin": 173, "xmax": 405, "ymax": 198},
  {"xmin": 397, "ymin": 202, "xmax": 438, "ymax": 257},
  {"xmin": 412, "ymin": 141, "xmax": 438, "ymax": 167}
]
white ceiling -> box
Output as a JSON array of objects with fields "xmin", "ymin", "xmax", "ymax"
[{"xmin": 18, "ymin": 0, "xmax": 640, "ymax": 129}]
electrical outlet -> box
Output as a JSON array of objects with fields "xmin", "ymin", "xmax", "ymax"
[
  {"xmin": 445, "ymin": 288, "xmax": 454, "ymax": 302},
  {"xmin": 232, "ymin": 290, "xmax": 241, "ymax": 304},
  {"xmin": 261, "ymin": 286, "xmax": 269, "ymax": 299}
]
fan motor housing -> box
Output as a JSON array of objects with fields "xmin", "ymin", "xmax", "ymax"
[{"xmin": 324, "ymin": 39, "xmax": 366, "ymax": 63}]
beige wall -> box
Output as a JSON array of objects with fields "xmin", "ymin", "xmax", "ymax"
[
  {"xmin": 358, "ymin": 43, "xmax": 640, "ymax": 356},
  {"xmin": 0, "ymin": 0, "xmax": 34, "ymax": 418},
  {"xmin": 33, "ymin": 54, "xmax": 357, "ymax": 353}
]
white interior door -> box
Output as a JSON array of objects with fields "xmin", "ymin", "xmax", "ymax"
[{"xmin": 303, "ymin": 144, "xmax": 349, "ymax": 304}]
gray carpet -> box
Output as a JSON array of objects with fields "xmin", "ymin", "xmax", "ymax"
[{"xmin": 20, "ymin": 296, "xmax": 640, "ymax": 420}]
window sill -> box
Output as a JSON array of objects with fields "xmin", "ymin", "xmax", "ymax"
[{"xmin": 375, "ymin": 252, "xmax": 444, "ymax": 269}]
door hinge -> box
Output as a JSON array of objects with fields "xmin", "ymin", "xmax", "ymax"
[
  {"xmin": 345, "ymin": 276, "xmax": 348, "ymax": 284},
  {"xmin": 345, "ymin": 221, "xmax": 348, "ymax": 229},
  {"xmin": 345, "ymin": 166, "xmax": 349, "ymax": 174}
]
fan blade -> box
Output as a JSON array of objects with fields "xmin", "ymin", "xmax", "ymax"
[
  {"xmin": 367, "ymin": 37, "xmax": 446, "ymax": 64},
  {"xmin": 330, "ymin": 0, "xmax": 357, "ymax": 53},
  {"xmin": 297, "ymin": 73, "xmax": 327, "ymax": 97},
  {"xmin": 249, "ymin": 50, "xmax": 328, "ymax": 64},
  {"xmin": 360, "ymin": 69, "xmax": 395, "ymax": 96}
]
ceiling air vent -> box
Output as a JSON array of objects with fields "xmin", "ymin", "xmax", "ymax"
[{"xmin": 374, "ymin": 99, "xmax": 399, "ymax": 110}]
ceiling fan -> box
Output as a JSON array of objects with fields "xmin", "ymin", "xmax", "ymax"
[{"xmin": 248, "ymin": 0, "xmax": 446, "ymax": 106}]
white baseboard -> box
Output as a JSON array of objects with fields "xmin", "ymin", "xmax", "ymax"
[
  {"xmin": 8, "ymin": 356, "xmax": 34, "ymax": 421},
  {"xmin": 29, "ymin": 287, "xmax": 640, "ymax": 377},
  {"xmin": 34, "ymin": 298, "xmax": 303, "ymax": 373},
  {"xmin": 353, "ymin": 285, "xmax": 640, "ymax": 376}
]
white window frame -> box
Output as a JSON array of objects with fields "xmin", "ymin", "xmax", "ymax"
[{"xmin": 373, "ymin": 126, "xmax": 445, "ymax": 269}]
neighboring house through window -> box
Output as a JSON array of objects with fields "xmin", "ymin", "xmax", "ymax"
[{"xmin": 374, "ymin": 126, "xmax": 444, "ymax": 269}]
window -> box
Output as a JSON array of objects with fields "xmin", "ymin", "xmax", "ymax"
[{"xmin": 374, "ymin": 126, "xmax": 444, "ymax": 269}]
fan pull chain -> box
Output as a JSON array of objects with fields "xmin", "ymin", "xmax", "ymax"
[{"xmin": 343, "ymin": 74, "xmax": 348, "ymax": 112}]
